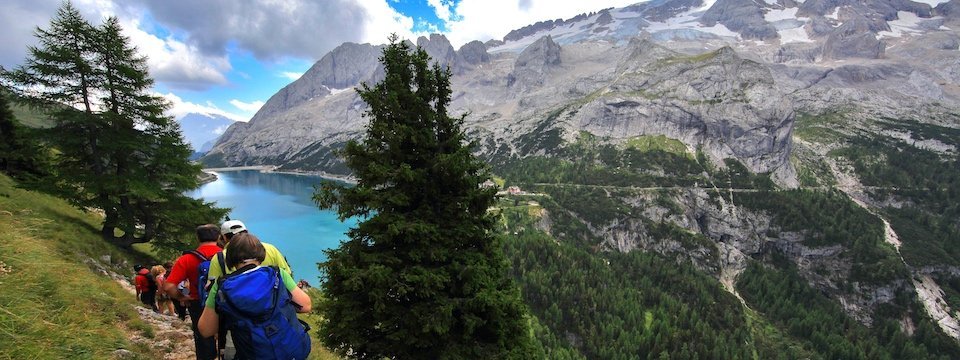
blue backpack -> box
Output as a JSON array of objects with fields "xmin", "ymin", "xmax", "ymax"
[
  {"xmin": 184, "ymin": 250, "xmax": 222, "ymax": 305},
  {"xmin": 216, "ymin": 266, "xmax": 311, "ymax": 360}
]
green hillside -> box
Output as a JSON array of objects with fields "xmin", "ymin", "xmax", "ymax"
[
  {"xmin": 0, "ymin": 173, "xmax": 340, "ymax": 360},
  {"xmin": 0, "ymin": 174, "xmax": 157, "ymax": 359},
  {"xmin": 9, "ymin": 102, "xmax": 54, "ymax": 128}
]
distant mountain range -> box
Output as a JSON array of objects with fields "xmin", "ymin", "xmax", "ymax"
[
  {"xmin": 199, "ymin": 0, "xmax": 960, "ymax": 355},
  {"xmin": 177, "ymin": 113, "xmax": 234, "ymax": 156}
]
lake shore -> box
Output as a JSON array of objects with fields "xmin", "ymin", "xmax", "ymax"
[{"xmin": 201, "ymin": 165, "xmax": 357, "ymax": 185}]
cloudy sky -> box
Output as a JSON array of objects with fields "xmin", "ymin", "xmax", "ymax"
[{"xmin": 1, "ymin": 0, "xmax": 639, "ymax": 122}]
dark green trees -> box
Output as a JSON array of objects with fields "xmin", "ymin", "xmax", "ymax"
[
  {"xmin": 2, "ymin": 3, "xmax": 224, "ymax": 248},
  {"xmin": 314, "ymin": 36, "xmax": 536, "ymax": 359},
  {"xmin": 0, "ymin": 91, "xmax": 48, "ymax": 182}
]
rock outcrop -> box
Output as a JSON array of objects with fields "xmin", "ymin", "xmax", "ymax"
[
  {"xmin": 821, "ymin": 15, "xmax": 886, "ymax": 59},
  {"xmin": 254, "ymin": 42, "xmax": 381, "ymax": 120},
  {"xmin": 575, "ymin": 46, "xmax": 795, "ymax": 178},
  {"xmin": 417, "ymin": 34, "xmax": 460, "ymax": 72},
  {"xmin": 507, "ymin": 35, "xmax": 562, "ymax": 89},
  {"xmin": 701, "ymin": 0, "xmax": 778, "ymax": 40},
  {"xmin": 458, "ymin": 40, "xmax": 490, "ymax": 65}
]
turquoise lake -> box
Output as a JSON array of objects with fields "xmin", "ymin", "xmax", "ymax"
[{"xmin": 187, "ymin": 170, "xmax": 358, "ymax": 285}]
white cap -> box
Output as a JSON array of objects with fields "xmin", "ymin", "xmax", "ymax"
[{"xmin": 221, "ymin": 220, "xmax": 247, "ymax": 235}]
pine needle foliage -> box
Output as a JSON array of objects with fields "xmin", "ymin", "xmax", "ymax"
[
  {"xmin": 1, "ymin": 2, "xmax": 225, "ymax": 250},
  {"xmin": 314, "ymin": 35, "xmax": 538, "ymax": 359}
]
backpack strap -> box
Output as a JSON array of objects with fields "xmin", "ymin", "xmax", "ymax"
[
  {"xmin": 216, "ymin": 251, "xmax": 226, "ymax": 276},
  {"xmin": 184, "ymin": 249, "xmax": 209, "ymax": 262}
]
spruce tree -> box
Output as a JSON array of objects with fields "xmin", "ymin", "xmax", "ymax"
[
  {"xmin": 314, "ymin": 35, "xmax": 537, "ymax": 359},
  {"xmin": 1, "ymin": 3, "xmax": 225, "ymax": 249}
]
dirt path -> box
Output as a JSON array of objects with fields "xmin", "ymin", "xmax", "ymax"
[{"xmin": 113, "ymin": 275, "xmax": 196, "ymax": 360}]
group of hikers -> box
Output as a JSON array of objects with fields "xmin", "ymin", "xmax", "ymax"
[{"xmin": 133, "ymin": 220, "xmax": 312, "ymax": 360}]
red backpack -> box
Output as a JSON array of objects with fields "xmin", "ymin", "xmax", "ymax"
[{"xmin": 134, "ymin": 268, "xmax": 154, "ymax": 292}]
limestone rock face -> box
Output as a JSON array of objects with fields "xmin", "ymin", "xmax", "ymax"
[
  {"xmin": 701, "ymin": 0, "xmax": 778, "ymax": 40},
  {"xmin": 417, "ymin": 34, "xmax": 460, "ymax": 72},
  {"xmin": 255, "ymin": 42, "xmax": 381, "ymax": 120},
  {"xmin": 458, "ymin": 40, "xmax": 490, "ymax": 65},
  {"xmin": 822, "ymin": 15, "xmax": 886, "ymax": 59},
  {"xmin": 628, "ymin": 0, "xmax": 703, "ymax": 22},
  {"xmin": 575, "ymin": 45, "xmax": 795, "ymax": 177},
  {"xmin": 507, "ymin": 35, "xmax": 562, "ymax": 89}
]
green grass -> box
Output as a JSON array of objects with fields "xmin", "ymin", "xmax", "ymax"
[
  {"xmin": 793, "ymin": 111, "xmax": 849, "ymax": 142},
  {"xmin": 0, "ymin": 174, "xmax": 158, "ymax": 359},
  {"xmin": 623, "ymin": 135, "xmax": 690, "ymax": 157},
  {"xmin": 301, "ymin": 288, "xmax": 341, "ymax": 360},
  {"xmin": 0, "ymin": 173, "xmax": 343, "ymax": 359}
]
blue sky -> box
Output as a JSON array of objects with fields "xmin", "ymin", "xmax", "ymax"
[{"xmin": 1, "ymin": 0, "xmax": 639, "ymax": 123}]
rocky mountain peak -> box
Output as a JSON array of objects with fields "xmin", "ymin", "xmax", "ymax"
[
  {"xmin": 417, "ymin": 33, "xmax": 460, "ymax": 71},
  {"xmin": 515, "ymin": 35, "xmax": 562, "ymax": 68},
  {"xmin": 457, "ymin": 40, "xmax": 490, "ymax": 65},
  {"xmin": 701, "ymin": 0, "xmax": 778, "ymax": 40},
  {"xmin": 507, "ymin": 35, "xmax": 562, "ymax": 89},
  {"xmin": 252, "ymin": 42, "xmax": 381, "ymax": 122}
]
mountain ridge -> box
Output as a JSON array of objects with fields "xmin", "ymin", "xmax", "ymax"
[{"xmin": 199, "ymin": 0, "xmax": 960, "ymax": 352}]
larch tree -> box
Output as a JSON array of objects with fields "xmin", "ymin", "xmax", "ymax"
[
  {"xmin": 314, "ymin": 35, "xmax": 538, "ymax": 359},
  {"xmin": 1, "ymin": 2, "xmax": 225, "ymax": 249}
]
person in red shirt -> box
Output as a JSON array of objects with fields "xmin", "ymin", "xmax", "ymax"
[
  {"xmin": 133, "ymin": 265, "xmax": 150, "ymax": 301},
  {"xmin": 163, "ymin": 224, "xmax": 222, "ymax": 360}
]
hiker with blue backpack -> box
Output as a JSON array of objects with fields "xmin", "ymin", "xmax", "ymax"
[
  {"xmin": 198, "ymin": 232, "xmax": 312, "ymax": 360},
  {"xmin": 208, "ymin": 219, "xmax": 294, "ymax": 359},
  {"xmin": 163, "ymin": 224, "xmax": 223, "ymax": 360}
]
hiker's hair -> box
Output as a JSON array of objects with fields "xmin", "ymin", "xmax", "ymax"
[
  {"xmin": 226, "ymin": 233, "xmax": 266, "ymax": 269},
  {"xmin": 196, "ymin": 224, "xmax": 220, "ymax": 242},
  {"xmin": 150, "ymin": 265, "xmax": 165, "ymax": 277}
]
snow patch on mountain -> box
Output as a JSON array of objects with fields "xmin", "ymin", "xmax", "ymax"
[
  {"xmin": 878, "ymin": 11, "xmax": 937, "ymax": 39},
  {"xmin": 826, "ymin": 7, "xmax": 841, "ymax": 20},
  {"xmin": 764, "ymin": 8, "xmax": 800, "ymax": 22},
  {"xmin": 646, "ymin": 6, "xmax": 740, "ymax": 39},
  {"xmin": 910, "ymin": 0, "xmax": 951, "ymax": 6},
  {"xmin": 325, "ymin": 85, "xmax": 355, "ymax": 96},
  {"xmin": 779, "ymin": 27, "xmax": 815, "ymax": 43}
]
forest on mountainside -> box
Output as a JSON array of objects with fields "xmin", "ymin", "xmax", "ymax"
[{"xmin": 487, "ymin": 110, "xmax": 960, "ymax": 358}]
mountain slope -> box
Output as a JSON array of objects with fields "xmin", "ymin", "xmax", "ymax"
[
  {"xmin": 0, "ymin": 174, "xmax": 160, "ymax": 358},
  {"xmin": 200, "ymin": 0, "xmax": 960, "ymax": 355}
]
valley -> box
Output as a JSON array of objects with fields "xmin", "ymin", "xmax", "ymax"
[{"xmin": 196, "ymin": 0, "xmax": 960, "ymax": 356}]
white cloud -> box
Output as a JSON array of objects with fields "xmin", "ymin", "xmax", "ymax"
[
  {"xmin": 229, "ymin": 99, "xmax": 265, "ymax": 113},
  {"xmin": 355, "ymin": 0, "xmax": 424, "ymax": 45},
  {"xmin": 444, "ymin": 0, "xmax": 640, "ymax": 47},
  {"xmin": 427, "ymin": 0, "xmax": 454, "ymax": 21},
  {"xmin": 279, "ymin": 71, "xmax": 304, "ymax": 81},
  {"xmin": 213, "ymin": 125, "xmax": 229, "ymax": 136},
  {"xmin": 120, "ymin": 18, "xmax": 231, "ymax": 90},
  {"xmin": 161, "ymin": 92, "xmax": 249, "ymax": 122}
]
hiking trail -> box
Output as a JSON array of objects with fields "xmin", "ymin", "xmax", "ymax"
[{"xmin": 112, "ymin": 270, "xmax": 196, "ymax": 360}]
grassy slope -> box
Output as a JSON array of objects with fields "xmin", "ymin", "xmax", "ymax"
[
  {"xmin": 10, "ymin": 102, "xmax": 54, "ymax": 128},
  {"xmin": 0, "ymin": 174, "xmax": 158, "ymax": 359},
  {"xmin": 0, "ymin": 174, "xmax": 341, "ymax": 360}
]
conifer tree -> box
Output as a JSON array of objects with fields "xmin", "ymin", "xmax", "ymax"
[
  {"xmin": 314, "ymin": 35, "xmax": 537, "ymax": 359},
  {"xmin": 0, "ymin": 91, "xmax": 49, "ymax": 181},
  {"xmin": 1, "ymin": 2, "xmax": 225, "ymax": 248}
]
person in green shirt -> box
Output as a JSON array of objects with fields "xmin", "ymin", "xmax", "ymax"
[
  {"xmin": 197, "ymin": 232, "xmax": 312, "ymax": 358},
  {"xmin": 207, "ymin": 219, "xmax": 292, "ymax": 280}
]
